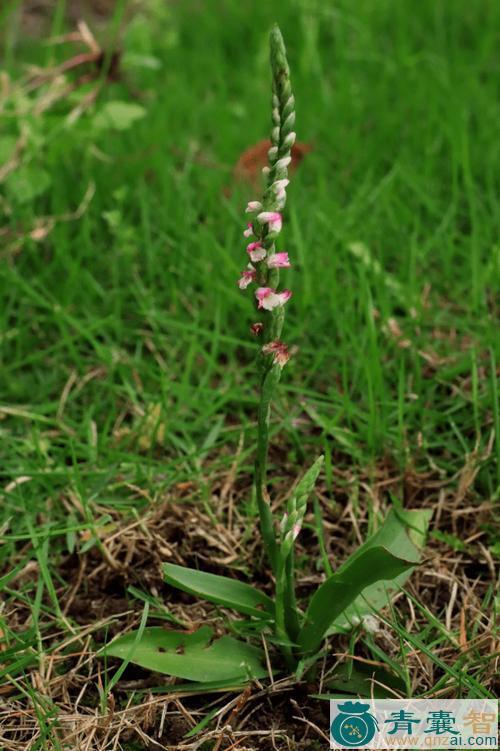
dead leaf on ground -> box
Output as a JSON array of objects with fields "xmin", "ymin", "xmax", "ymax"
[{"xmin": 232, "ymin": 139, "xmax": 312, "ymax": 191}]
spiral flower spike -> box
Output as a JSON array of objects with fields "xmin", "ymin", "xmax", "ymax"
[{"xmin": 235, "ymin": 26, "xmax": 298, "ymax": 575}]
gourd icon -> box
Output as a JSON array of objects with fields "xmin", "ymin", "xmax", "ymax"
[{"xmin": 330, "ymin": 701, "xmax": 379, "ymax": 747}]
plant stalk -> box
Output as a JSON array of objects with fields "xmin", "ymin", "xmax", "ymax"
[{"xmin": 255, "ymin": 363, "xmax": 280, "ymax": 574}]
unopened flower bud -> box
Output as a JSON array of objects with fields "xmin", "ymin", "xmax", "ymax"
[
  {"xmin": 245, "ymin": 200, "xmax": 262, "ymax": 213},
  {"xmin": 250, "ymin": 322, "xmax": 264, "ymax": 336}
]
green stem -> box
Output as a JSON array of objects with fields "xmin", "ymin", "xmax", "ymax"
[
  {"xmin": 254, "ymin": 293, "xmax": 287, "ymax": 572},
  {"xmin": 254, "ymin": 363, "xmax": 280, "ymax": 573},
  {"xmin": 283, "ymin": 549, "xmax": 300, "ymax": 642}
]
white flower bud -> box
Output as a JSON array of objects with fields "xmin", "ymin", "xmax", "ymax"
[
  {"xmin": 273, "ymin": 179, "xmax": 289, "ymax": 192},
  {"xmin": 275, "ymin": 156, "xmax": 292, "ymax": 170},
  {"xmin": 283, "ymin": 112, "xmax": 295, "ymax": 131}
]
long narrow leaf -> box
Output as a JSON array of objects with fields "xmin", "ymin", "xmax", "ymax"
[
  {"xmin": 328, "ymin": 508, "xmax": 432, "ymax": 633},
  {"xmin": 103, "ymin": 626, "xmax": 268, "ymax": 682},
  {"xmin": 163, "ymin": 564, "xmax": 274, "ymax": 619},
  {"xmin": 297, "ymin": 546, "xmax": 417, "ymax": 654}
]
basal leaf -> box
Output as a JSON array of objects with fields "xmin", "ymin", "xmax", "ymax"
[
  {"xmin": 163, "ymin": 563, "xmax": 274, "ymax": 619},
  {"xmin": 154, "ymin": 677, "xmax": 251, "ymax": 694},
  {"xmin": 329, "ymin": 508, "xmax": 432, "ymax": 633},
  {"xmin": 297, "ymin": 546, "xmax": 417, "ymax": 655},
  {"xmin": 297, "ymin": 509, "xmax": 430, "ymax": 653},
  {"xmin": 103, "ymin": 625, "xmax": 268, "ymax": 682}
]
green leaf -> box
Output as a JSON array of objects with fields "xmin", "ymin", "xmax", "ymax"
[
  {"xmin": 149, "ymin": 677, "xmax": 251, "ymax": 694},
  {"xmin": 5, "ymin": 166, "xmax": 51, "ymax": 203},
  {"xmin": 0, "ymin": 135, "xmax": 17, "ymax": 164},
  {"xmin": 184, "ymin": 705, "xmax": 220, "ymax": 738},
  {"xmin": 103, "ymin": 625, "xmax": 268, "ymax": 682},
  {"xmin": 299, "ymin": 509, "xmax": 430, "ymax": 651},
  {"xmin": 298, "ymin": 545, "xmax": 416, "ymax": 654},
  {"xmin": 163, "ymin": 563, "xmax": 274, "ymax": 619},
  {"xmin": 431, "ymin": 529, "xmax": 466, "ymax": 552},
  {"xmin": 490, "ymin": 541, "xmax": 500, "ymax": 558},
  {"xmin": 297, "ymin": 509, "xmax": 430, "ymax": 655},
  {"xmin": 93, "ymin": 101, "xmax": 146, "ymax": 131},
  {"xmin": 0, "ymin": 562, "xmax": 26, "ymax": 588},
  {"xmin": 329, "ymin": 509, "xmax": 432, "ymax": 634}
]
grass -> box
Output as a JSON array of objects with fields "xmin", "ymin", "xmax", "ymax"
[{"xmin": 0, "ymin": 0, "xmax": 499, "ymax": 748}]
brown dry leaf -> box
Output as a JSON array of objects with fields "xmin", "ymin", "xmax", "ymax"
[
  {"xmin": 4, "ymin": 475, "xmax": 32, "ymax": 493},
  {"xmin": 385, "ymin": 317, "xmax": 412, "ymax": 348},
  {"xmin": 175, "ymin": 481, "xmax": 196, "ymax": 495}
]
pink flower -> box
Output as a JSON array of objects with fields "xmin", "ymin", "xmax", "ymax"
[
  {"xmin": 237, "ymin": 269, "xmax": 256, "ymax": 289},
  {"xmin": 257, "ymin": 211, "xmax": 282, "ymax": 233},
  {"xmin": 292, "ymin": 522, "xmax": 301, "ymax": 541},
  {"xmin": 255, "ymin": 287, "xmax": 292, "ymax": 311},
  {"xmin": 247, "ymin": 242, "xmax": 267, "ymax": 263},
  {"xmin": 262, "ymin": 340, "xmax": 290, "ymax": 367},
  {"xmin": 245, "ymin": 200, "xmax": 262, "ymax": 213},
  {"xmin": 267, "ymin": 252, "xmax": 290, "ymax": 269},
  {"xmin": 250, "ymin": 322, "xmax": 264, "ymax": 336},
  {"xmin": 243, "ymin": 223, "xmax": 253, "ymax": 238}
]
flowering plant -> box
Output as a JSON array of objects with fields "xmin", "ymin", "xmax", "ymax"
[{"xmin": 104, "ymin": 26, "xmax": 429, "ymax": 691}]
